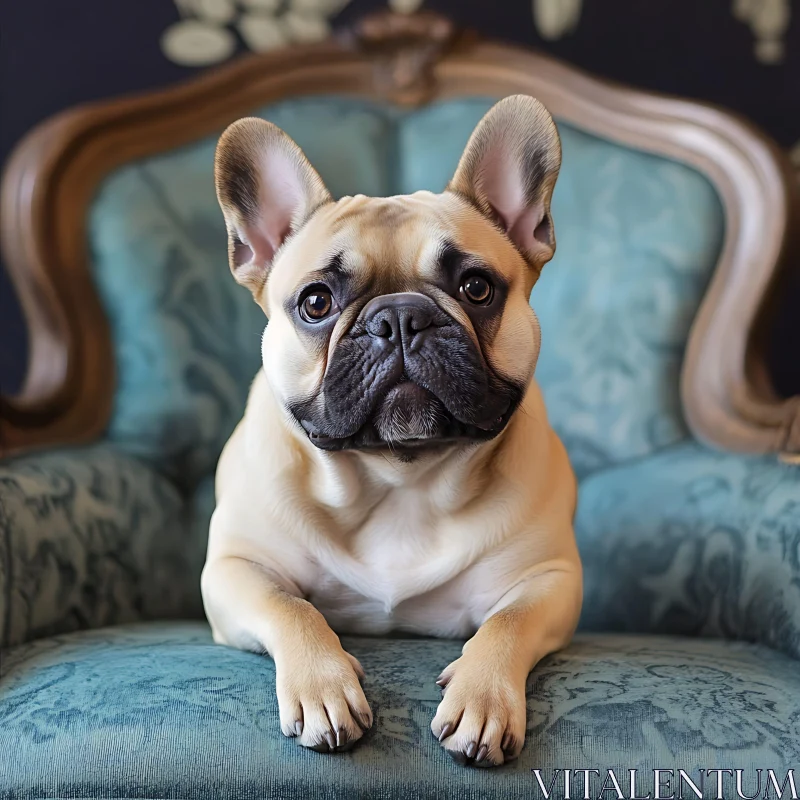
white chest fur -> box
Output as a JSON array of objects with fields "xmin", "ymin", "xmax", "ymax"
[
  {"xmin": 300, "ymin": 481, "xmax": 529, "ymax": 638},
  {"xmin": 303, "ymin": 488, "xmax": 462, "ymax": 606},
  {"xmin": 307, "ymin": 570, "xmax": 479, "ymax": 638},
  {"xmin": 351, "ymin": 489, "xmax": 439, "ymax": 575},
  {"xmin": 302, "ymin": 489, "xmax": 472, "ymax": 636}
]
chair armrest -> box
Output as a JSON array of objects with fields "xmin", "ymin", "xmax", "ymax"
[
  {"xmin": 577, "ymin": 440, "xmax": 800, "ymax": 659},
  {"xmin": 0, "ymin": 444, "xmax": 205, "ymax": 648}
]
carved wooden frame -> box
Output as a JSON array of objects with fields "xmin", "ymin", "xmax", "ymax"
[{"xmin": 2, "ymin": 11, "xmax": 799, "ymax": 460}]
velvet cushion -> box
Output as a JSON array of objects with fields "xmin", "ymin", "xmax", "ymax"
[
  {"xmin": 88, "ymin": 96, "xmax": 724, "ymax": 485},
  {"xmin": 1, "ymin": 623, "xmax": 797, "ymax": 798},
  {"xmin": 0, "ymin": 445, "xmax": 207, "ymax": 648},
  {"xmin": 577, "ymin": 441, "xmax": 800, "ymax": 661}
]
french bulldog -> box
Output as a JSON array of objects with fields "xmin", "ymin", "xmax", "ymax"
[{"xmin": 202, "ymin": 95, "xmax": 582, "ymax": 767}]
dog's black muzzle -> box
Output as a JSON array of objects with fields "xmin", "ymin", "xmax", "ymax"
[{"xmin": 290, "ymin": 292, "xmax": 521, "ymax": 452}]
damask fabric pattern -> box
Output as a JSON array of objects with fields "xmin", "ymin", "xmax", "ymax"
[
  {"xmin": 1, "ymin": 623, "xmax": 798, "ymax": 798},
  {"xmin": 88, "ymin": 96, "xmax": 724, "ymax": 484},
  {"xmin": 0, "ymin": 445, "xmax": 207, "ymax": 649},
  {"xmin": 577, "ymin": 441, "xmax": 800, "ymax": 661}
]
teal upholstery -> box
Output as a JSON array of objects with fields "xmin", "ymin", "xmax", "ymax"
[
  {"xmin": 88, "ymin": 97, "xmax": 723, "ymax": 483},
  {"xmin": 0, "ymin": 445, "xmax": 206, "ymax": 648},
  {"xmin": 2, "ymin": 623, "xmax": 798, "ymax": 798},
  {"xmin": 577, "ymin": 441, "xmax": 800, "ymax": 660},
  {"xmin": 1, "ymin": 93, "xmax": 796, "ymax": 799}
]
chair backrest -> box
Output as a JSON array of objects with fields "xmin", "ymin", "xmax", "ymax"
[{"xmin": 3, "ymin": 11, "xmax": 798, "ymax": 481}]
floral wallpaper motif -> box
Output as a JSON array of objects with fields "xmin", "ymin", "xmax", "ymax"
[
  {"xmin": 157, "ymin": 0, "xmax": 800, "ymax": 185},
  {"xmin": 159, "ymin": 0, "xmax": 794, "ymax": 66},
  {"xmin": 161, "ymin": 0, "xmax": 353, "ymax": 65},
  {"xmin": 527, "ymin": 0, "xmax": 796, "ymax": 184},
  {"xmin": 531, "ymin": 0, "xmax": 583, "ymax": 40},
  {"xmin": 533, "ymin": 0, "xmax": 794, "ymax": 65},
  {"xmin": 732, "ymin": 0, "xmax": 792, "ymax": 63}
]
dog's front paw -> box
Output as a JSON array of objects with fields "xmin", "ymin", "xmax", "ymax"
[
  {"xmin": 276, "ymin": 649, "xmax": 372, "ymax": 753},
  {"xmin": 430, "ymin": 656, "xmax": 526, "ymax": 767}
]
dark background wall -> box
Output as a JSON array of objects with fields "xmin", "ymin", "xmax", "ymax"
[{"xmin": 1, "ymin": 0, "xmax": 798, "ymax": 396}]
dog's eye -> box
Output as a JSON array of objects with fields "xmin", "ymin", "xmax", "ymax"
[
  {"xmin": 460, "ymin": 275, "xmax": 493, "ymax": 305},
  {"xmin": 300, "ymin": 290, "xmax": 334, "ymax": 322}
]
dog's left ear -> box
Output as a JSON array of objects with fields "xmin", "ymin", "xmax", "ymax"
[
  {"xmin": 449, "ymin": 95, "xmax": 562, "ymax": 270},
  {"xmin": 215, "ymin": 117, "xmax": 332, "ymax": 293}
]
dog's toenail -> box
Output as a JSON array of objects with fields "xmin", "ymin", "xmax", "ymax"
[
  {"xmin": 466, "ymin": 741, "xmax": 478, "ymax": 759},
  {"xmin": 357, "ymin": 712, "xmax": 372, "ymax": 731},
  {"xmin": 438, "ymin": 722, "xmax": 454, "ymax": 742},
  {"xmin": 336, "ymin": 727, "xmax": 347, "ymax": 748},
  {"xmin": 295, "ymin": 720, "xmax": 303, "ymax": 737},
  {"xmin": 475, "ymin": 744, "xmax": 488, "ymax": 762},
  {"xmin": 501, "ymin": 732, "xmax": 513, "ymax": 752},
  {"xmin": 324, "ymin": 731, "xmax": 336, "ymax": 751}
]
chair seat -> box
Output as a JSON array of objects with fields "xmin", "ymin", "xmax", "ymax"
[{"xmin": 2, "ymin": 622, "xmax": 798, "ymax": 798}]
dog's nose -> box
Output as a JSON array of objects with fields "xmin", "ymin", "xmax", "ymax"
[{"xmin": 362, "ymin": 293, "xmax": 438, "ymax": 345}]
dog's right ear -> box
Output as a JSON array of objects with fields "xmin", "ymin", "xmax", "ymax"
[{"xmin": 215, "ymin": 118, "xmax": 332, "ymax": 293}]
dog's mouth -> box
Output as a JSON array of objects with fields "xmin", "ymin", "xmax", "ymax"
[{"xmin": 299, "ymin": 378, "xmax": 511, "ymax": 453}]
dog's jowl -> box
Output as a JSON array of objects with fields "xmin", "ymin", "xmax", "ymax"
[{"xmin": 202, "ymin": 95, "xmax": 583, "ymax": 766}]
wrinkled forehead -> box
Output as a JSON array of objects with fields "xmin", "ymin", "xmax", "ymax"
[{"xmin": 268, "ymin": 191, "xmax": 525, "ymax": 301}]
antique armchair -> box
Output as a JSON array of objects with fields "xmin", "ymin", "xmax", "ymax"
[{"xmin": 2, "ymin": 12, "xmax": 800, "ymax": 798}]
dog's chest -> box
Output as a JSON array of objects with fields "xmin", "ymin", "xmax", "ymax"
[
  {"xmin": 350, "ymin": 490, "xmax": 437, "ymax": 572},
  {"xmin": 307, "ymin": 572, "xmax": 477, "ymax": 638},
  {"xmin": 305, "ymin": 492, "xmax": 480, "ymax": 637}
]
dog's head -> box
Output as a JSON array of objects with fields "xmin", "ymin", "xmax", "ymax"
[{"xmin": 215, "ymin": 96, "xmax": 561, "ymax": 455}]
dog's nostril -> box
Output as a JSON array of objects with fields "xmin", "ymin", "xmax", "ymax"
[{"xmin": 375, "ymin": 318, "xmax": 393, "ymax": 339}]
